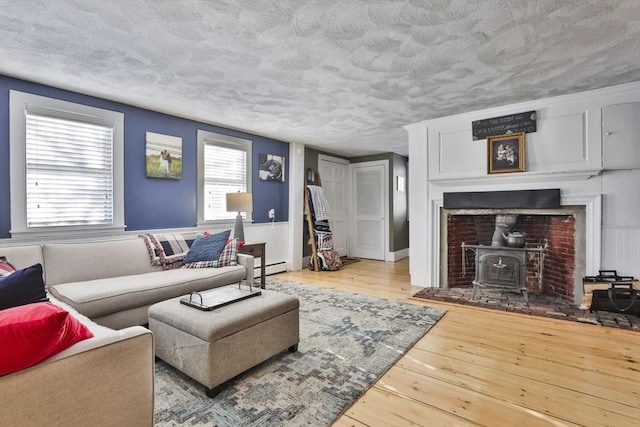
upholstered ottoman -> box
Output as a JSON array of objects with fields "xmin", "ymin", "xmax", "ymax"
[{"xmin": 148, "ymin": 289, "xmax": 299, "ymax": 397}]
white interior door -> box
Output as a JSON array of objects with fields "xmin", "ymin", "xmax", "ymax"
[
  {"xmin": 319, "ymin": 155, "xmax": 349, "ymax": 257},
  {"xmin": 350, "ymin": 161, "xmax": 387, "ymax": 260}
]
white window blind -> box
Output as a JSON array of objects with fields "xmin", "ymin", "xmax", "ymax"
[
  {"xmin": 25, "ymin": 112, "xmax": 114, "ymax": 228},
  {"xmin": 204, "ymin": 143, "xmax": 246, "ymax": 221}
]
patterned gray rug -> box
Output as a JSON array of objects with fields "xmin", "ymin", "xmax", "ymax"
[{"xmin": 154, "ymin": 278, "xmax": 445, "ymax": 426}]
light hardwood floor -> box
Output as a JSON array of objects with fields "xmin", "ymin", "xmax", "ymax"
[{"xmin": 277, "ymin": 258, "xmax": 640, "ymax": 427}]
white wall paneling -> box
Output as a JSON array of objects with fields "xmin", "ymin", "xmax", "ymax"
[
  {"xmin": 407, "ymin": 82, "xmax": 640, "ymax": 288},
  {"xmin": 438, "ymin": 128, "xmax": 483, "ymax": 175},
  {"xmin": 244, "ymin": 222, "xmax": 289, "ymax": 268},
  {"xmin": 527, "ymin": 110, "xmax": 587, "ymax": 169},
  {"xmin": 405, "ymin": 123, "xmax": 429, "ymax": 285},
  {"xmin": 602, "ymin": 227, "xmax": 640, "ymax": 277},
  {"xmin": 601, "ymin": 168, "xmax": 640, "ymax": 277}
]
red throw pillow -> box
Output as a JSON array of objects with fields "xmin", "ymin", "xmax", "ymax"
[{"xmin": 0, "ymin": 302, "xmax": 94, "ymax": 375}]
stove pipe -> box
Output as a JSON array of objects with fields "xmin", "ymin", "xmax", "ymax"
[{"xmin": 492, "ymin": 214, "xmax": 518, "ymax": 246}]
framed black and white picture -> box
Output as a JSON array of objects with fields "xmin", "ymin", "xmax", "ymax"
[{"xmin": 259, "ymin": 154, "xmax": 285, "ymax": 182}]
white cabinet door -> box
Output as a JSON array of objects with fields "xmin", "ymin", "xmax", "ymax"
[{"xmin": 603, "ymin": 102, "xmax": 640, "ymax": 170}]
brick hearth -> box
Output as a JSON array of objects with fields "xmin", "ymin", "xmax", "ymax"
[{"xmin": 413, "ymin": 286, "xmax": 640, "ymax": 331}]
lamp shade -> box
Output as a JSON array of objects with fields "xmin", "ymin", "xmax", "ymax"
[{"xmin": 226, "ymin": 192, "xmax": 253, "ymax": 213}]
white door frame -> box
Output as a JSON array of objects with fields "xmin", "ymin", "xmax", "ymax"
[
  {"xmin": 349, "ymin": 160, "xmax": 389, "ymax": 261},
  {"xmin": 318, "ymin": 154, "xmax": 350, "ymax": 256}
]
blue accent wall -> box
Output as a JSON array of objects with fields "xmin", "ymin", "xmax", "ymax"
[{"xmin": 0, "ymin": 75, "xmax": 289, "ymax": 238}]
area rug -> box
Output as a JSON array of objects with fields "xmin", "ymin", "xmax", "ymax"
[{"xmin": 154, "ymin": 278, "xmax": 446, "ymax": 426}]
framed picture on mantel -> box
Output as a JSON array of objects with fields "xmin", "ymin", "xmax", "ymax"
[{"xmin": 487, "ymin": 132, "xmax": 525, "ymax": 174}]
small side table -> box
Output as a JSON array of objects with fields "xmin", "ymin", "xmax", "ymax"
[{"xmin": 239, "ymin": 242, "xmax": 266, "ymax": 288}]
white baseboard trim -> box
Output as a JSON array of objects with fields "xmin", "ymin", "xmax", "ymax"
[{"xmin": 388, "ymin": 248, "xmax": 409, "ymax": 262}]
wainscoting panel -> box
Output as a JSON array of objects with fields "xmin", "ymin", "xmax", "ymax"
[
  {"xmin": 601, "ymin": 227, "xmax": 640, "ymax": 279},
  {"xmin": 526, "ymin": 110, "xmax": 586, "ymax": 168},
  {"xmin": 437, "ymin": 128, "xmax": 484, "ymax": 174}
]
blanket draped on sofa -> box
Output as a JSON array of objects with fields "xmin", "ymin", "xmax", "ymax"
[{"xmin": 138, "ymin": 232, "xmax": 198, "ymax": 269}]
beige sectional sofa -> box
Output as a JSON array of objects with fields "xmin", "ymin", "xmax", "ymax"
[{"xmin": 0, "ymin": 237, "xmax": 254, "ymax": 426}]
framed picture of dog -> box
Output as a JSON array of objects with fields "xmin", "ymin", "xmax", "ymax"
[
  {"xmin": 487, "ymin": 132, "xmax": 525, "ymax": 174},
  {"xmin": 258, "ymin": 154, "xmax": 285, "ymax": 182}
]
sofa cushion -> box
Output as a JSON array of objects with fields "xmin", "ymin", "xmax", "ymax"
[
  {"xmin": 0, "ymin": 244, "xmax": 45, "ymax": 272},
  {"xmin": 42, "ymin": 239, "xmax": 163, "ymax": 287},
  {"xmin": 183, "ymin": 238, "xmax": 239, "ymax": 269},
  {"xmin": 0, "ymin": 302, "xmax": 94, "ymax": 375},
  {"xmin": 0, "ymin": 264, "xmax": 48, "ymax": 310},
  {"xmin": 48, "ymin": 265, "xmax": 246, "ymax": 319},
  {"xmin": 183, "ymin": 230, "xmax": 231, "ymax": 264},
  {"xmin": 47, "ymin": 295, "xmax": 113, "ymax": 338},
  {"xmin": 0, "ymin": 256, "xmax": 16, "ymax": 277}
]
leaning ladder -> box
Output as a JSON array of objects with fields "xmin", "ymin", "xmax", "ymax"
[{"xmin": 304, "ymin": 173, "xmax": 322, "ymax": 272}]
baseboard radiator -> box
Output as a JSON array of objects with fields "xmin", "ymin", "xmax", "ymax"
[{"xmin": 253, "ymin": 261, "xmax": 287, "ymax": 278}]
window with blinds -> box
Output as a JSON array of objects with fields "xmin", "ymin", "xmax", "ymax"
[
  {"xmin": 197, "ymin": 130, "xmax": 252, "ymax": 224},
  {"xmin": 204, "ymin": 144, "xmax": 246, "ymax": 221},
  {"xmin": 25, "ymin": 113, "xmax": 114, "ymax": 227},
  {"xmin": 9, "ymin": 90, "xmax": 125, "ymax": 238}
]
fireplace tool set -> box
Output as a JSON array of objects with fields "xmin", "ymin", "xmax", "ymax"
[{"xmin": 584, "ymin": 270, "xmax": 640, "ymax": 316}]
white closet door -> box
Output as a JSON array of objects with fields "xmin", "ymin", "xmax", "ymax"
[
  {"xmin": 319, "ymin": 155, "xmax": 349, "ymax": 257},
  {"xmin": 350, "ymin": 162, "xmax": 386, "ymax": 260}
]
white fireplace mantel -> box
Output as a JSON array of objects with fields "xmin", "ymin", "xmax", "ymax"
[{"xmin": 428, "ymin": 169, "xmax": 603, "ymax": 187}]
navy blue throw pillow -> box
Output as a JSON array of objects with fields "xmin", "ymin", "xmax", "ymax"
[
  {"xmin": 0, "ymin": 263, "xmax": 48, "ymax": 310},
  {"xmin": 183, "ymin": 230, "xmax": 231, "ymax": 264}
]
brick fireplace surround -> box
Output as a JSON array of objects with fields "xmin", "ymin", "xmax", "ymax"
[{"xmin": 446, "ymin": 212, "xmax": 579, "ymax": 302}]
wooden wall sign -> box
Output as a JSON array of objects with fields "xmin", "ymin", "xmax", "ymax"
[{"xmin": 472, "ymin": 111, "xmax": 537, "ymax": 140}]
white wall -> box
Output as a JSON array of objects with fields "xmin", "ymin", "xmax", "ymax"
[
  {"xmin": 288, "ymin": 142, "xmax": 305, "ymax": 271},
  {"xmin": 406, "ymin": 82, "xmax": 640, "ymax": 288}
]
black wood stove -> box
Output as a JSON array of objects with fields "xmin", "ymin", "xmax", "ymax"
[{"xmin": 462, "ymin": 244, "xmax": 544, "ymax": 305}]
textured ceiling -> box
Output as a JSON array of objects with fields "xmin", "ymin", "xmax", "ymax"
[{"xmin": 1, "ymin": 0, "xmax": 639, "ymax": 157}]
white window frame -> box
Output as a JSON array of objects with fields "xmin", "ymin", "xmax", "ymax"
[
  {"xmin": 9, "ymin": 90, "xmax": 125, "ymax": 240},
  {"xmin": 196, "ymin": 129, "xmax": 252, "ymax": 225}
]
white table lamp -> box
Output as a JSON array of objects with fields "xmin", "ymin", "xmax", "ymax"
[{"xmin": 226, "ymin": 192, "xmax": 252, "ymax": 242}]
